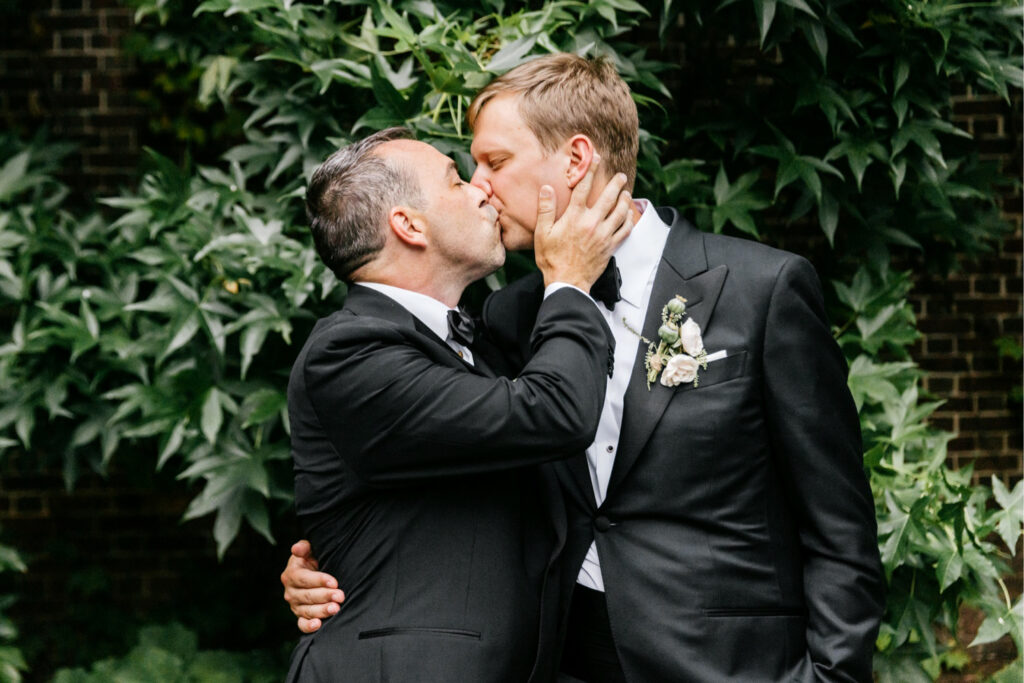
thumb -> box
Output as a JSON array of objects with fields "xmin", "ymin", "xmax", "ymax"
[{"xmin": 535, "ymin": 185, "xmax": 556, "ymax": 235}]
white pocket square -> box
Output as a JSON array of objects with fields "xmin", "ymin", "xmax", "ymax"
[{"xmin": 704, "ymin": 349, "xmax": 728, "ymax": 363}]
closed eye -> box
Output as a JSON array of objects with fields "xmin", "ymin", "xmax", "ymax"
[{"xmin": 446, "ymin": 161, "xmax": 466, "ymax": 187}]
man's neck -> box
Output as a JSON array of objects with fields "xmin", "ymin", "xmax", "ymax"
[{"xmin": 352, "ymin": 271, "xmax": 465, "ymax": 309}]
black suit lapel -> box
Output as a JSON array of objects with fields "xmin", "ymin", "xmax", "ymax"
[
  {"xmin": 344, "ymin": 285, "xmax": 492, "ymax": 377},
  {"xmin": 607, "ymin": 211, "xmax": 728, "ymax": 494}
]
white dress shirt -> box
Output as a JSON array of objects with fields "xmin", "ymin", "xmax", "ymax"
[
  {"xmin": 576, "ymin": 199, "xmax": 670, "ymax": 592},
  {"xmin": 358, "ymin": 282, "xmax": 474, "ymax": 365}
]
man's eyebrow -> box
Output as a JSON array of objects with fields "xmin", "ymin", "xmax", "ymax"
[
  {"xmin": 445, "ymin": 161, "xmax": 459, "ymax": 179},
  {"xmin": 470, "ymin": 140, "xmax": 506, "ymax": 159}
]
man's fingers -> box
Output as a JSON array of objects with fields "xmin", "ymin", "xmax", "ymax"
[
  {"xmin": 607, "ymin": 197, "xmax": 635, "ymax": 252},
  {"xmin": 535, "ymin": 184, "xmax": 556, "ymax": 236},
  {"xmin": 289, "ymin": 595, "xmax": 343, "ymax": 619},
  {"xmin": 589, "ymin": 172, "xmax": 629, "ymax": 229},
  {"xmin": 606, "ymin": 191, "xmax": 633, "ymax": 238},
  {"xmin": 285, "ymin": 586, "xmax": 345, "ymax": 608},
  {"xmin": 568, "ymin": 154, "xmax": 601, "ymax": 211},
  {"xmin": 298, "ymin": 617, "xmax": 322, "ymax": 634},
  {"xmin": 290, "ymin": 539, "xmax": 313, "ymax": 558},
  {"xmin": 297, "ymin": 569, "xmax": 338, "ymax": 590},
  {"xmin": 283, "ymin": 564, "xmax": 339, "ymax": 590}
]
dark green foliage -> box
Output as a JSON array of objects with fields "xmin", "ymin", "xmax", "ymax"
[
  {"xmin": 0, "ymin": 0, "xmax": 1020, "ymax": 679},
  {"xmin": 52, "ymin": 623, "xmax": 288, "ymax": 682},
  {"xmin": 0, "ymin": 533, "xmax": 27, "ymax": 683}
]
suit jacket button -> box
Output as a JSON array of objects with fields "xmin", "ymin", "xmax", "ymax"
[{"xmin": 594, "ymin": 516, "xmax": 612, "ymax": 532}]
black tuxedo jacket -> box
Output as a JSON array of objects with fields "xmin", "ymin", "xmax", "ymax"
[
  {"xmin": 484, "ymin": 209, "xmax": 886, "ymax": 682},
  {"xmin": 286, "ymin": 285, "xmax": 613, "ymax": 682}
]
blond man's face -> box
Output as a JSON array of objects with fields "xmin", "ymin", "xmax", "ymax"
[{"xmin": 469, "ymin": 93, "xmax": 571, "ymax": 251}]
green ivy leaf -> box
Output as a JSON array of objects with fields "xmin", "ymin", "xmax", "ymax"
[
  {"xmin": 935, "ymin": 546, "xmax": 963, "ymax": 591},
  {"xmin": 200, "ymin": 388, "xmax": 223, "ymax": 445},
  {"xmin": 241, "ymin": 389, "xmax": 287, "ymax": 428},
  {"xmin": 711, "ymin": 166, "xmax": 768, "ymax": 236},
  {"xmin": 971, "ymin": 597, "xmax": 1022, "ymax": 648},
  {"xmin": 485, "ymin": 34, "xmax": 539, "ymax": 73},
  {"xmin": 0, "ymin": 152, "xmax": 30, "ymax": 203},
  {"xmin": 817, "ymin": 190, "xmax": 838, "ymax": 245},
  {"xmin": 801, "ymin": 19, "xmax": 827, "ymax": 69},
  {"xmin": 752, "ymin": 0, "xmax": 777, "ymax": 47},
  {"xmin": 893, "ymin": 59, "xmax": 910, "ymax": 95},
  {"xmin": 160, "ymin": 310, "xmax": 202, "ymax": 363},
  {"xmin": 990, "ymin": 477, "xmax": 1023, "ymax": 551}
]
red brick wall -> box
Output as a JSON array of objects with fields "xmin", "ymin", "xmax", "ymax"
[
  {"xmin": 915, "ymin": 87, "xmax": 1023, "ymax": 486},
  {"xmin": 0, "ymin": 451, "xmax": 296, "ymax": 679},
  {"xmin": 0, "ymin": 0, "xmax": 144, "ymax": 196}
]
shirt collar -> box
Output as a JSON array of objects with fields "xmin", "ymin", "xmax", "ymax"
[
  {"xmin": 358, "ymin": 282, "xmax": 453, "ymax": 343},
  {"xmin": 613, "ymin": 198, "xmax": 670, "ymax": 306}
]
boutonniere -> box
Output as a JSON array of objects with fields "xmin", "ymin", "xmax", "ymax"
[{"xmin": 626, "ymin": 295, "xmax": 708, "ymax": 390}]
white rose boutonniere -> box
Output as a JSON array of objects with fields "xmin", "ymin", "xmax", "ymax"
[
  {"xmin": 679, "ymin": 318, "xmax": 703, "ymax": 357},
  {"xmin": 660, "ymin": 353, "xmax": 699, "ymax": 387},
  {"xmin": 625, "ymin": 295, "xmax": 709, "ymax": 390}
]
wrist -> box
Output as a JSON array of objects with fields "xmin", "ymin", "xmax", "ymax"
[
  {"xmin": 542, "ymin": 270, "xmax": 589, "ymax": 291},
  {"xmin": 543, "ymin": 282, "xmax": 591, "ymax": 300}
]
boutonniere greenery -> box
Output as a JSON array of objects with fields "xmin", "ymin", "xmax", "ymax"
[{"xmin": 626, "ymin": 295, "xmax": 708, "ymax": 390}]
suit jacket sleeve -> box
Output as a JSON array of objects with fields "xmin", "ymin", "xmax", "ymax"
[
  {"xmin": 303, "ymin": 287, "xmax": 611, "ymax": 486},
  {"xmin": 762, "ymin": 256, "xmax": 885, "ymax": 682},
  {"xmin": 480, "ymin": 272, "xmax": 543, "ymax": 374}
]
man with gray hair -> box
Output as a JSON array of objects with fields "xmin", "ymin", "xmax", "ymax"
[{"xmin": 285, "ymin": 127, "xmax": 633, "ymax": 681}]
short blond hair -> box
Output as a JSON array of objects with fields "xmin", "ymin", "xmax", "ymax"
[{"xmin": 468, "ymin": 53, "xmax": 639, "ymax": 189}]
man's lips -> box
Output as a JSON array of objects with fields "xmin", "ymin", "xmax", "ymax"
[{"xmin": 484, "ymin": 204, "xmax": 499, "ymax": 224}]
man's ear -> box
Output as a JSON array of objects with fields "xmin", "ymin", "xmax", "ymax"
[
  {"xmin": 387, "ymin": 206, "xmax": 428, "ymax": 248},
  {"xmin": 565, "ymin": 135, "xmax": 596, "ymax": 189}
]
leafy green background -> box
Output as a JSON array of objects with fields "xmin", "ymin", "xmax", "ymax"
[{"xmin": 0, "ymin": 0, "xmax": 1020, "ymax": 680}]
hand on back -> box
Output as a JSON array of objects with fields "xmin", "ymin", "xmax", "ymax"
[{"xmin": 281, "ymin": 540, "xmax": 343, "ymax": 633}]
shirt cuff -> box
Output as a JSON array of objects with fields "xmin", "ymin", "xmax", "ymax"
[{"xmin": 543, "ymin": 282, "xmax": 591, "ymax": 300}]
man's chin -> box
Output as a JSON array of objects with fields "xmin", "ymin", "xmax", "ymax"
[{"xmin": 500, "ymin": 228, "xmax": 534, "ymax": 252}]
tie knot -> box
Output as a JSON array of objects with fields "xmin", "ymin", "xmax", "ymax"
[
  {"xmin": 447, "ymin": 308, "xmax": 476, "ymax": 347},
  {"xmin": 590, "ymin": 257, "xmax": 622, "ymax": 310}
]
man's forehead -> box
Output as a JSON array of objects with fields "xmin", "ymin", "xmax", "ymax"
[
  {"xmin": 378, "ymin": 138, "xmax": 432, "ymax": 157},
  {"xmin": 470, "ymin": 94, "xmax": 558, "ymax": 159},
  {"xmin": 470, "ymin": 117, "xmax": 518, "ymax": 159},
  {"xmin": 377, "ymin": 138, "xmax": 450, "ymax": 169}
]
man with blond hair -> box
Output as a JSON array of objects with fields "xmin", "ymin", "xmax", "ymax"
[{"xmin": 283, "ymin": 54, "xmax": 884, "ymax": 682}]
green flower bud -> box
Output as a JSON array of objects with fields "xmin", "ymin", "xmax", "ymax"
[
  {"xmin": 658, "ymin": 324, "xmax": 679, "ymax": 344},
  {"xmin": 666, "ymin": 296, "xmax": 686, "ymax": 315}
]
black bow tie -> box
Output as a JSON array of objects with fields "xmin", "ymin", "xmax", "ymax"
[
  {"xmin": 447, "ymin": 308, "xmax": 476, "ymax": 347},
  {"xmin": 590, "ymin": 257, "xmax": 622, "ymax": 310}
]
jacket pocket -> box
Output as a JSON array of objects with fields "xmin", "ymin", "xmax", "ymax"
[
  {"xmin": 675, "ymin": 350, "xmax": 748, "ymax": 393},
  {"xmin": 358, "ymin": 626, "xmax": 481, "ymax": 640},
  {"xmin": 703, "ymin": 606, "xmax": 805, "ymax": 618}
]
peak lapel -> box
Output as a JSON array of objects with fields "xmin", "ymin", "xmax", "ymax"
[
  {"xmin": 607, "ymin": 214, "xmax": 728, "ymax": 494},
  {"xmin": 344, "ymin": 285, "xmax": 491, "ymax": 377}
]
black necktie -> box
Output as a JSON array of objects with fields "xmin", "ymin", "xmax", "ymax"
[
  {"xmin": 590, "ymin": 257, "xmax": 622, "ymax": 310},
  {"xmin": 447, "ymin": 308, "xmax": 476, "ymax": 347}
]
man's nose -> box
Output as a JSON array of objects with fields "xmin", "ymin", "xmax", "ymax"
[
  {"xmin": 470, "ymin": 167, "xmax": 492, "ymax": 197},
  {"xmin": 469, "ymin": 181, "xmax": 489, "ymax": 206}
]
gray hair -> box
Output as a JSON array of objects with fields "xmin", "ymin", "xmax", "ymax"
[{"xmin": 305, "ymin": 127, "xmax": 424, "ymax": 281}]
